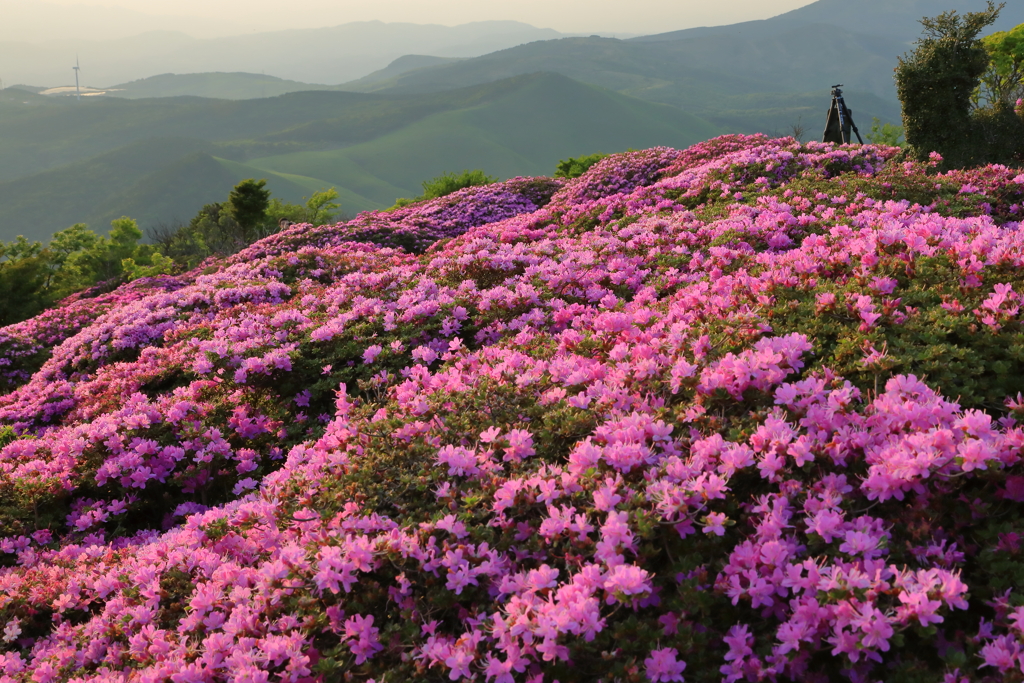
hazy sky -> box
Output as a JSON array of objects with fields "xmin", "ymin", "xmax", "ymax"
[{"xmin": 6, "ymin": 0, "xmax": 820, "ymax": 37}]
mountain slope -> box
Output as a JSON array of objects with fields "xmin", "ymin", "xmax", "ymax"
[
  {"xmin": 337, "ymin": 34, "xmax": 902, "ymax": 132},
  {"xmin": 0, "ymin": 138, "xmax": 216, "ymax": 237},
  {"xmin": 107, "ymin": 72, "xmax": 328, "ymax": 100},
  {"xmin": 102, "ymin": 57, "xmax": 469, "ymax": 100},
  {"xmin": 634, "ymin": 0, "xmax": 1024, "ymax": 42},
  {"xmin": 84, "ymin": 154, "xmax": 369, "ymax": 233},
  {"xmin": 0, "ymin": 90, "xmax": 386, "ymax": 182},
  {"xmin": 247, "ymin": 73, "xmax": 723, "ymax": 205},
  {"xmin": 0, "ymin": 73, "xmax": 722, "ymax": 242}
]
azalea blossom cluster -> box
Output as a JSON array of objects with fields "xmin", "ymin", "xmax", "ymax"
[
  {"xmin": 0, "ymin": 277, "xmax": 183, "ymax": 394},
  {"xmin": 2, "ymin": 134, "xmax": 1024, "ymax": 682},
  {"xmin": 230, "ymin": 177, "xmax": 562, "ymax": 262}
]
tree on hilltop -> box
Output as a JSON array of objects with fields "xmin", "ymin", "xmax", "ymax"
[
  {"xmin": 228, "ymin": 178, "xmax": 271, "ymax": 242},
  {"xmin": 896, "ymin": 1, "xmax": 1024, "ymax": 168},
  {"xmin": 977, "ymin": 22, "xmax": 1024, "ymax": 109}
]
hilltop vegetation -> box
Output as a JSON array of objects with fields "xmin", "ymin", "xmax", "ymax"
[
  {"xmin": 3, "ymin": 5, "xmax": 1024, "ymax": 681},
  {"xmin": 0, "ymin": 217, "xmax": 169, "ymax": 327},
  {"xmin": 0, "ymin": 179, "xmax": 345, "ymax": 326}
]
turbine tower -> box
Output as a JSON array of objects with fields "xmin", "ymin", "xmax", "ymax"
[{"xmin": 73, "ymin": 56, "xmax": 81, "ymax": 101}]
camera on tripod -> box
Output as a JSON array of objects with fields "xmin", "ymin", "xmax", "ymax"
[{"xmin": 822, "ymin": 84, "xmax": 864, "ymax": 144}]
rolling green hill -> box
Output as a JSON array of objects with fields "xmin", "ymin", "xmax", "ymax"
[
  {"xmin": 0, "ymin": 73, "xmax": 722, "ymax": 243},
  {"xmin": 0, "ymin": 138, "xmax": 216, "ymax": 234},
  {"xmin": 85, "ymin": 154, "xmax": 367, "ymax": 231},
  {"xmin": 248, "ymin": 73, "xmax": 721, "ymax": 205},
  {"xmin": 105, "ymin": 59, "xmax": 467, "ymax": 100},
  {"xmin": 0, "ymin": 90, "xmax": 388, "ymax": 182},
  {"xmin": 340, "ymin": 35, "xmax": 904, "ymax": 134}
]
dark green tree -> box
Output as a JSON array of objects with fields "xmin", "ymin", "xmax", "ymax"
[
  {"xmin": 0, "ymin": 237, "xmax": 48, "ymax": 326},
  {"xmin": 895, "ymin": 1, "xmax": 1024, "ymax": 168},
  {"xmin": 228, "ymin": 178, "xmax": 271, "ymax": 241}
]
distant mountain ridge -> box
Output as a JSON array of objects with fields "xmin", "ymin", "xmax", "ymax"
[
  {"xmin": 634, "ymin": 0, "xmax": 1024, "ymax": 42},
  {"xmin": 0, "ymin": 20, "xmax": 567, "ymax": 89},
  {"xmin": 101, "ymin": 57, "xmax": 469, "ymax": 100},
  {"xmin": 337, "ymin": 0, "xmax": 1024, "ymax": 134}
]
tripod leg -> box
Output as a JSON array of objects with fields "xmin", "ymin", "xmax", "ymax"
[
  {"xmin": 823, "ymin": 100, "xmax": 844, "ymax": 144},
  {"xmin": 846, "ymin": 107, "xmax": 864, "ymax": 144},
  {"xmin": 849, "ymin": 115, "xmax": 864, "ymax": 144}
]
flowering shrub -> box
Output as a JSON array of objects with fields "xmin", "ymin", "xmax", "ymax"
[
  {"xmin": 0, "ymin": 277, "xmax": 184, "ymax": 394},
  {"xmin": 1, "ymin": 136, "xmax": 1024, "ymax": 682}
]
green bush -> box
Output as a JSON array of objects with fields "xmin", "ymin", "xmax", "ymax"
[
  {"xmin": 421, "ymin": 169, "xmax": 497, "ymax": 199},
  {"xmin": 866, "ymin": 118, "xmax": 906, "ymax": 148},
  {"xmin": 554, "ymin": 153, "xmax": 609, "ymax": 178},
  {"xmin": 0, "ymin": 218, "xmax": 173, "ymax": 326},
  {"xmin": 390, "ymin": 170, "xmax": 498, "ymax": 209}
]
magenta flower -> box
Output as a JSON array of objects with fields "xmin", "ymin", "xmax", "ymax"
[
  {"xmin": 645, "ymin": 647, "xmax": 687, "ymax": 682},
  {"xmin": 604, "ymin": 564, "xmax": 653, "ymax": 604},
  {"xmin": 436, "ymin": 444, "xmax": 480, "ymax": 477},
  {"xmin": 344, "ymin": 614, "xmax": 383, "ymax": 664},
  {"xmin": 362, "ymin": 344, "xmax": 383, "ymax": 364}
]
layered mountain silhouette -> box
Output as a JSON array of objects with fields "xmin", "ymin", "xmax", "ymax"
[
  {"xmin": 340, "ymin": 0, "xmax": 1024, "ymax": 131},
  {"xmin": 0, "ymin": 20, "xmax": 567, "ymax": 88}
]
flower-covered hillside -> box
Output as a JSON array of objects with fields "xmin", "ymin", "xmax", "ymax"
[{"xmin": 3, "ymin": 135, "xmax": 1024, "ymax": 682}]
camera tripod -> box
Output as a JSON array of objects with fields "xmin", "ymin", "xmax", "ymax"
[{"xmin": 822, "ymin": 84, "xmax": 864, "ymax": 144}]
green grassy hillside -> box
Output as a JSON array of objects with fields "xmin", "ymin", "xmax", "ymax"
[
  {"xmin": 0, "ymin": 91, "xmax": 381, "ymax": 182},
  {"xmin": 85, "ymin": 154, "xmax": 367, "ymax": 232},
  {"xmin": 0, "ymin": 73, "xmax": 722, "ymax": 242},
  {"xmin": 341, "ymin": 35, "xmax": 904, "ymax": 134},
  {"xmin": 248, "ymin": 73, "xmax": 722, "ymax": 205},
  {"xmin": 0, "ymin": 138, "xmax": 215, "ymax": 239}
]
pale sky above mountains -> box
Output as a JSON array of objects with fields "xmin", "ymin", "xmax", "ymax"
[{"xmin": 4, "ymin": 0, "xmax": 819, "ymax": 38}]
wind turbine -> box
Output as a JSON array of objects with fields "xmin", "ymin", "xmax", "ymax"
[{"xmin": 73, "ymin": 56, "xmax": 81, "ymax": 101}]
